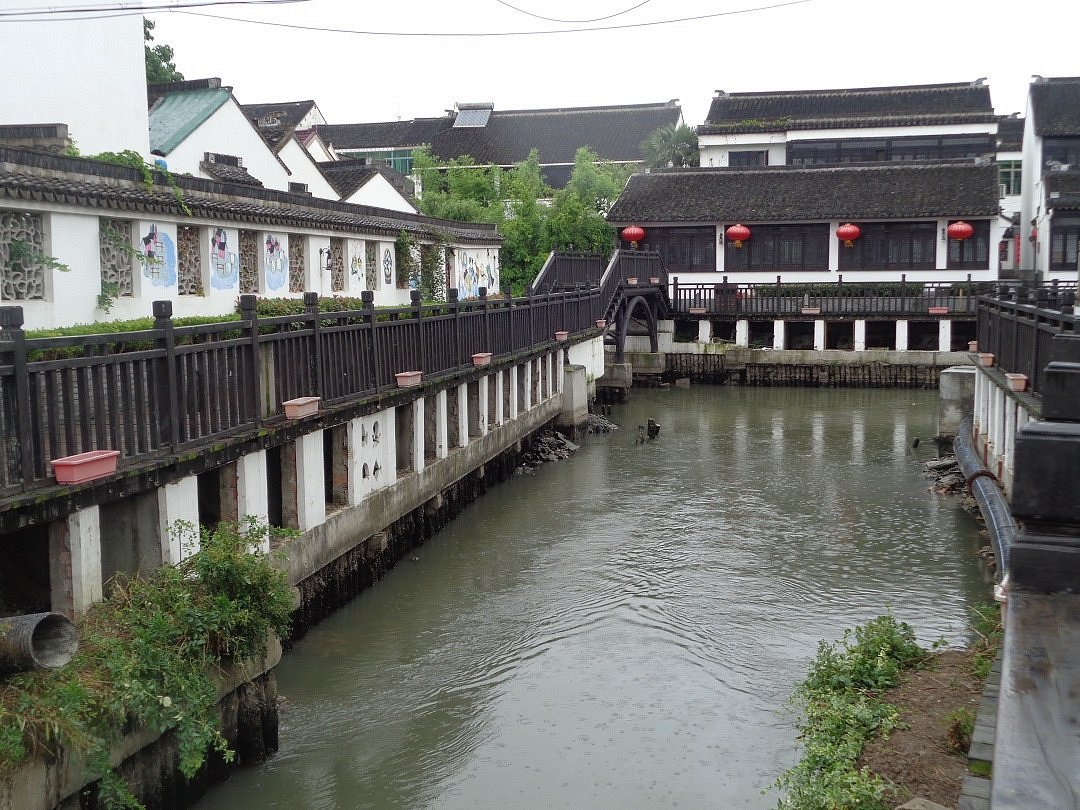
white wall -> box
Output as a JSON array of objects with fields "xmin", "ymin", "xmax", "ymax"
[
  {"xmin": 344, "ymin": 174, "xmax": 417, "ymax": 213},
  {"xmin": 278, "ymin": 139, "xmax": 338, "ymax": 200},
  {"xmin": 0, "ymin": 13, "xmax": 148, "ymax": 156},
  {"xmin": 161, "ymin": 100, "xmax": 293, "ymax": 192},
  {"xmin": 1020, "ymin": 112, "xmax": 1042, "ymax": 273}
]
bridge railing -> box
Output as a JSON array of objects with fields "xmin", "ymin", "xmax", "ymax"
[
  {"xmin": 668, "ymin": 274, "xmax": 1005, "ymax": 317},
  {"xmin": 977, "ymin": 285, "xmax": 1078, "ymax": 395},
  {"xmin": 528, "ymin": 250, "xmax": 606, "ymax": 295},
  {"xmin": 0, "ymin": 283, "xmax": 606, "ymax": 497}
]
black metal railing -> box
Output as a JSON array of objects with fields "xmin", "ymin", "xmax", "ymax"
[
  {"xmin": 669, "ymin": 274, "xmax": 1004, "ymax": 317},
  {"xmin": 977, "ymin": 284, "xmax": 1078, "ymax": 395},
  {"xmin": 0, "ymin": 281, "xmax": 606, "ymax": 496}
]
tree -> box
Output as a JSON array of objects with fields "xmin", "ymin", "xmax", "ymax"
[
  {"xmin": 544, "ymin": 148, "xmax": 633, "ymax": 256},
  {"xmin": 641, "ymin": 122, "xmax": 699, "ymax": 168},
  {"xmin": 145, "ymin": 18, "xmax": 184, "ymax": 85}
]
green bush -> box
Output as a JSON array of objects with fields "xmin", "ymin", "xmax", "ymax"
[
  {"xmin": 774, "ymin": 614, "xmax": 926, "ymax": 810},
  {"xmin": 0, "ymin": 518, "xmax": 292, "ymax": 808}
]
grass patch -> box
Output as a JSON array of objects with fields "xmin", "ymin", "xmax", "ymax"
[
  {"xmin": 0, "ymin": 519, "xmax": 292, "ymax": 808},
  {"xmin": 969, "ymin": 602, "xmax": 1002, "ymax": 680},
  {"xmin": 774, "ymin": 614, "xmax": 928, "ymax": 810}
]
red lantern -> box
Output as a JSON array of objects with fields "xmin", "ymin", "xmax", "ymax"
[
  {"xmin": 726, "ymin": 223, "xmax": 751, "ymax": 248},
  {"xmin": 836, "ymin": 223, "xmax": 861, "ymax": 248},
  {"xmin": 621, "ymin": 226, "xmax": 646, "ymax": 247},
  {"xmin": 947, "ymin": 221, "xmax": 974, "ymax": 241}
]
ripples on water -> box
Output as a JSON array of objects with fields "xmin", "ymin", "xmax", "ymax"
[{"xmin": 198, "ymin": 388, "xmax": 988, "ymax": 810}]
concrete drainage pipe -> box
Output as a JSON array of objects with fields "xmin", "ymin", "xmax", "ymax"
[{"xmin": 0, "ymin": 612, "xmax": 79, "ymax": 674}]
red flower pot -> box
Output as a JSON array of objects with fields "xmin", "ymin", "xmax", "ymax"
[
  {"xmin": 51, "ymin": 449, "xmax": 120, "ymax": 485},
  {"xmin": 283, "ymin": 396, "xmax": 321, "ymax": 419}
]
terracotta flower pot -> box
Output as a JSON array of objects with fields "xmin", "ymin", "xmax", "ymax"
[
  {"xmin": 554, "ymin": 331, "xmax": 569, "ymax": 342},
  {"xmin": 688, "ymin": 307, "xmax": 707, "ymax": 315},
  {"xmin": 648, "ymin": 277, "xmax": 661, "ymax": 284},
  {"xmin": 978, "ymin": 353, "xmax": 994, "ymax": 367},
  {"xmin": 626, "ymin": 277, "xmax": 638, "ymax": 285},
  {"xmin": 471, "ymin": 352, "xmax": 492, "ymax": 366},
  {"xmin": 968, "ymin": 340, "xmax": 978, "ymax": 352},
  {"xmin": 801, "ymin": 306, "xmax": 821, "ymax": 315},
  {"xmin": 283, "ymin": 396, "xmax": 321, "ymax": 419},
  {"xmin": 928, "ymin": 306, "xmax": 950, "ymax": 315},
  {"xmin": 52, "ymin": 449, "xmax": 120, "ymax": 485},
  {"xmin": 595, "ymin": 319, "xmax": 607, "ymax": 329},
  {"xmin": 395, "ymin": 371, "xmax": 422, "ymax": 387},
  {"xmin": 1005, "ymin": 373, "xmax": 1028, "ymax": 392}
]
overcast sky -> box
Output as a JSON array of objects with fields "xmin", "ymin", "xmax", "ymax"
[{"xmin": 148, "ymin": 0, "xmax": 1077, "ymax": 129}]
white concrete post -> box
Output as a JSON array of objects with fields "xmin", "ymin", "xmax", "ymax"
[
  {"xmin": 412, "ymin": 397, "xmax": 425, "ymax": 472},
  {"xmin": 295, "ymin": 431, "xmax": 326, "ymax": 532},
  {"xmin": 68, "ymin": 505, "xmax": 102, "ymax": 616},
  {"xmin": 735, "ymin": 320, "xmax": 749, "ymax": 348},
  {"xmin": 478, "ymin": 376, "xmax": 489, "ymax": 435},
  {"xmin": 938, "ymin": 319, "xmax": 952, "ymax": 353},
  {"xmin": 547, "ymin": 352, "xmax": 555, "ymax": 399},
  {"xmin": 157, "ymin": 475, "xmax": 199, "ymax": 563},
  {"xmin": 1003, "ymin": 396, "xmax": 1018, "ymax": 492},
  {"xmin": 347, "ymin": 417, "xmax": 366, "ymax": 506},
  {"xmin": 524, "ymin": 360, "xmax": 533, "ymax": 410},
  {"xmin": 698, "ymin": 320, "xmax": 712, "ymax": 343},
  {"xmin": 509, "ymin": 365, "xmax": 519, "ymax": 420},
  {"xmin": 772, "ymin": 320, "xmax": 785, "ymax": 350},
  {"xmin": 496, "ymin": 369, "xmax": 506, "ymax": 425},
  {"xmin": 236, "ymin": 449, "xmax": 270, "ymax": 552},
  {"xmin": 381, "ymin": 407, "xmax": 397, "ymax": 484},
  {"xmin": 556, "ymin": 349, "xmax": 565, "ymax": 394},
  {"xmin": 828, "ymin": 222, "xmax": 840, "ymax": 271},
  {"xmin": 457, "ymin": 383, "xmax": 469, "ymax": 447},
  {"xmin": 991, "ymin": 386, "xmax": 1006, "ymax": 464},
  {"xmin": 895, "ymin": 320, "xmax": 909, "ymax": 352},
  {"xmin": 436, "ymin": 389, "xmax": 450, "ymax": 458},
  {"xmin": 854, "ymin": 320, "xmax": 867, "ymax": 351},
  {"xmin": 813, "ymin": 320, "xmax": 826, "ymax": 351}
]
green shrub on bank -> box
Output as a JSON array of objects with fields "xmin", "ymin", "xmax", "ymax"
[
  {"xmin": 0, "ymin": 519, "xmax": 293, "ymax": 808},
  {"xmin": 775, "ymin": 614, "xmax": 927, "ymax": 810}
]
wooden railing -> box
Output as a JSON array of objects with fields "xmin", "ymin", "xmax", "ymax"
[
  {"xmin": 670, "ymin": 274, "xmax": 999, "ymax": 317},
  {"xmin": 0, "ymin": 283, "xmax": 605, "ymax": 496},
  {"xmin": 977, "ymin": 285, "xmax": 1078, "ymax": 395}
]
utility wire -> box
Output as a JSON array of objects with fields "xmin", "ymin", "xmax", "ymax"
[
  {"xmin": 0, "ymin": 0, "xmax": 307, "ymax": 21},
  {"xmin": 493, "ymin": 0, "xmax": 653, "ymax": 24},
  {"xmin": 176, "ymin": 0, "xmax": 813, "ymax": 38}
]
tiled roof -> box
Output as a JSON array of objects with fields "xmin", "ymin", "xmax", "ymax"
[
  {"xmin": 0, "ymin": 147, "xmax": 499, "ymax": 244},
  {"xmin": 1046, "ymin": 170, "xmax": 1080, "ymax": 211},
  {"xmin": 317, "ymin": 102, "xmax": 681, "ymax": 181},
  {"xmin": 316, "ymin": 161, "xmax": 415, "ymax": 201},
  {"xmin": 242, "ymin": 100, "xmax": 317, "ymax": 151},
  {"xmin": 198, "ymin": 160, "xmax": 263, "ymax": 187},
  {"xmin": 149, "ymin": 87, "xmax": 232, "ymax": 155},
  {"xmin": 606, "ymin": 161, "xmax": 1000, "ymax": 223},
  {"xmin": 700, "ymin": 81, "xmax": 995, "ymax": 135},
  {"xmin": 997, "ymin": 115, "xmax": 1025, "ymax": 152},
  {"xmin": 1029, "ymin": 77, "xmax": 1080, "ymax": 137}
]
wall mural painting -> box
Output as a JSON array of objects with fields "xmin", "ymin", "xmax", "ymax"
[
  {"xmin": 456, "ymin": 250, "xmax": 499, "ymax": 298},
  {"xmin": 382, "ymin": 247, "xmax": 393, "ymax": 286},
  {"xmin": 264, "ymin": 233, "xmax": 287, "ymax": 291},
  {"xmin": 348, "ymin": 239, "xmax": 364, "ymax": 286},
  {"xmin": 140, "ymin": 224, "xmax": 177, "ymax": 287},
  {"xmin": 209, "ymin": 227, "xmax": 239, "ymax": 290}
]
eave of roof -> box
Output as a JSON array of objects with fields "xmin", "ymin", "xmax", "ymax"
[{"xmin": 0, "ymin": 147, "xmax": 499, "ymax": 244}]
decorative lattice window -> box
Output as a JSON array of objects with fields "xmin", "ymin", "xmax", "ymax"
[
  {"xmin": 289, "ymin": 235, "xmax": 305, "ymax": 293},
  {"xmin": 239, "ymin": 229, "xmax": 259, "ymax": 294},
  {"xmin": 0, "ymin": 211, "xmax": 47, "ymax": 301},
  {"xmin": 177, "ymin": 225, "xmax": 203, "ymax": 296},
  {"xmin": 365, "ymin": 241, "xmax": 378, "ymax": 290},
  {"xmin": 98, "ymin": 219, "xmax": 135, "ymax": 298},
  {"xmin": 329, "ymin": 237, "xmax": 345, "ymax": 292}
]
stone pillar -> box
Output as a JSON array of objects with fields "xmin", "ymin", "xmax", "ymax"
[
  {"xmin": 381, "ymin": 406, "xmax": 397, "ymax": 484},
  {"xmin": 813, "ymin": 319, "xmax": 826, "ymax": 351},
  {"xmin": 523, "ymin": 360, "xmax": 533, "ymax": 410},
  {"xmin": 1003, "ymin": 396, "xmax": 1018, "ymax": 493},
  {"xmin": 698, "ymin": 319, "xmax": 712, "ymax": 343},
  {"xmin": 938, "ymin": 319, "xmax": 952, "ymax": 353},
  {"xmin": 937, "ymin": 366, "xmax": 976, "ymax": 439},
  {"xmin": 436, "ymin": 389, "xmax": 450, "ymax": 457},
  {"xmin": 236, "ymin": 450, "xmax": 270, "ymax": 553},
  {"xmin": 508, "ymin": 365, "xmax": 519, "ymax": 420},
  {"xmin": 157, "ymin": 475, "xmax": 199, "ymax": 564},
  {"xmin": 412, "ymin": 397, "xmax": 425, "ymax": 472},
  {"xmin": 772, "ymin": 320, "xmax": 785, "ymax": 350},
  {"xmin": 735, "ymin": 319, "xmax": 749, "ymax": 348},
  {"xmin": 895, "ymin": 320, "xmax": 909, "ymax": 352},
  {"xmin": 294, "ymin": 431, "xmax": 325, "ymax": 532},
  {"xmin": 49, "ymin": 505, "xmax": 102, "ymax": 618},
  {"xmin": 557, "ymin": 364, "xmax": 589, "ymax": 440},
  {"xmin": 495, "ymin": 369, "xmax": 506, "ymax": 425},
  {"xmin": 457, "ymin": 383, "xmax": 469, "ymax": 447},
  {"xmin": 347, "ymin": 417, "xmax": 366, "ymax": 506},
  {"xmin": 478, "ymin": 376, "xmax": 489, "ymax": 434},
  {"xmin": 991, "ymin": 385, "xmax": 1006, "ymax": 465},
  {"xmin": 854, "ymin": 319, "xmax": 867, "ymax": 351},
  {"xmin": 556, "ymin": 349, "xmax": 565, "ymax": 394}
]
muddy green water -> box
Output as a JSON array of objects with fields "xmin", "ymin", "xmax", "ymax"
[{"xmin": 198, "ymin": 388, "xmax": 988, "ymax": 809}]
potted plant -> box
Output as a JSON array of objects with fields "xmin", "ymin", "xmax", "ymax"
[
  {"xmin": 51, "ymin": 449, "xmax": 120, "ymax": 485},
  {"xmin": 396, "ymin": 370, "xmax": 422, "ymax": 387},
  {"xmin": 283, "ymin": 396, "xmax": 321, "ymax": 419}
]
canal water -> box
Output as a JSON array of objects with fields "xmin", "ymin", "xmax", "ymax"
[{"xmin": 199, "ymin": 388, "xmax": 988, "ymax": 809}]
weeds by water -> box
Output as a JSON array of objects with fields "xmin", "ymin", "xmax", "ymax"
[
  {"xmin": 969, "ymin": 602, "xmax": 1002, "ymax": 680},
  {"xmin": 774, "ymin": 614, "xmax": 928, "ymax": 810}
]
